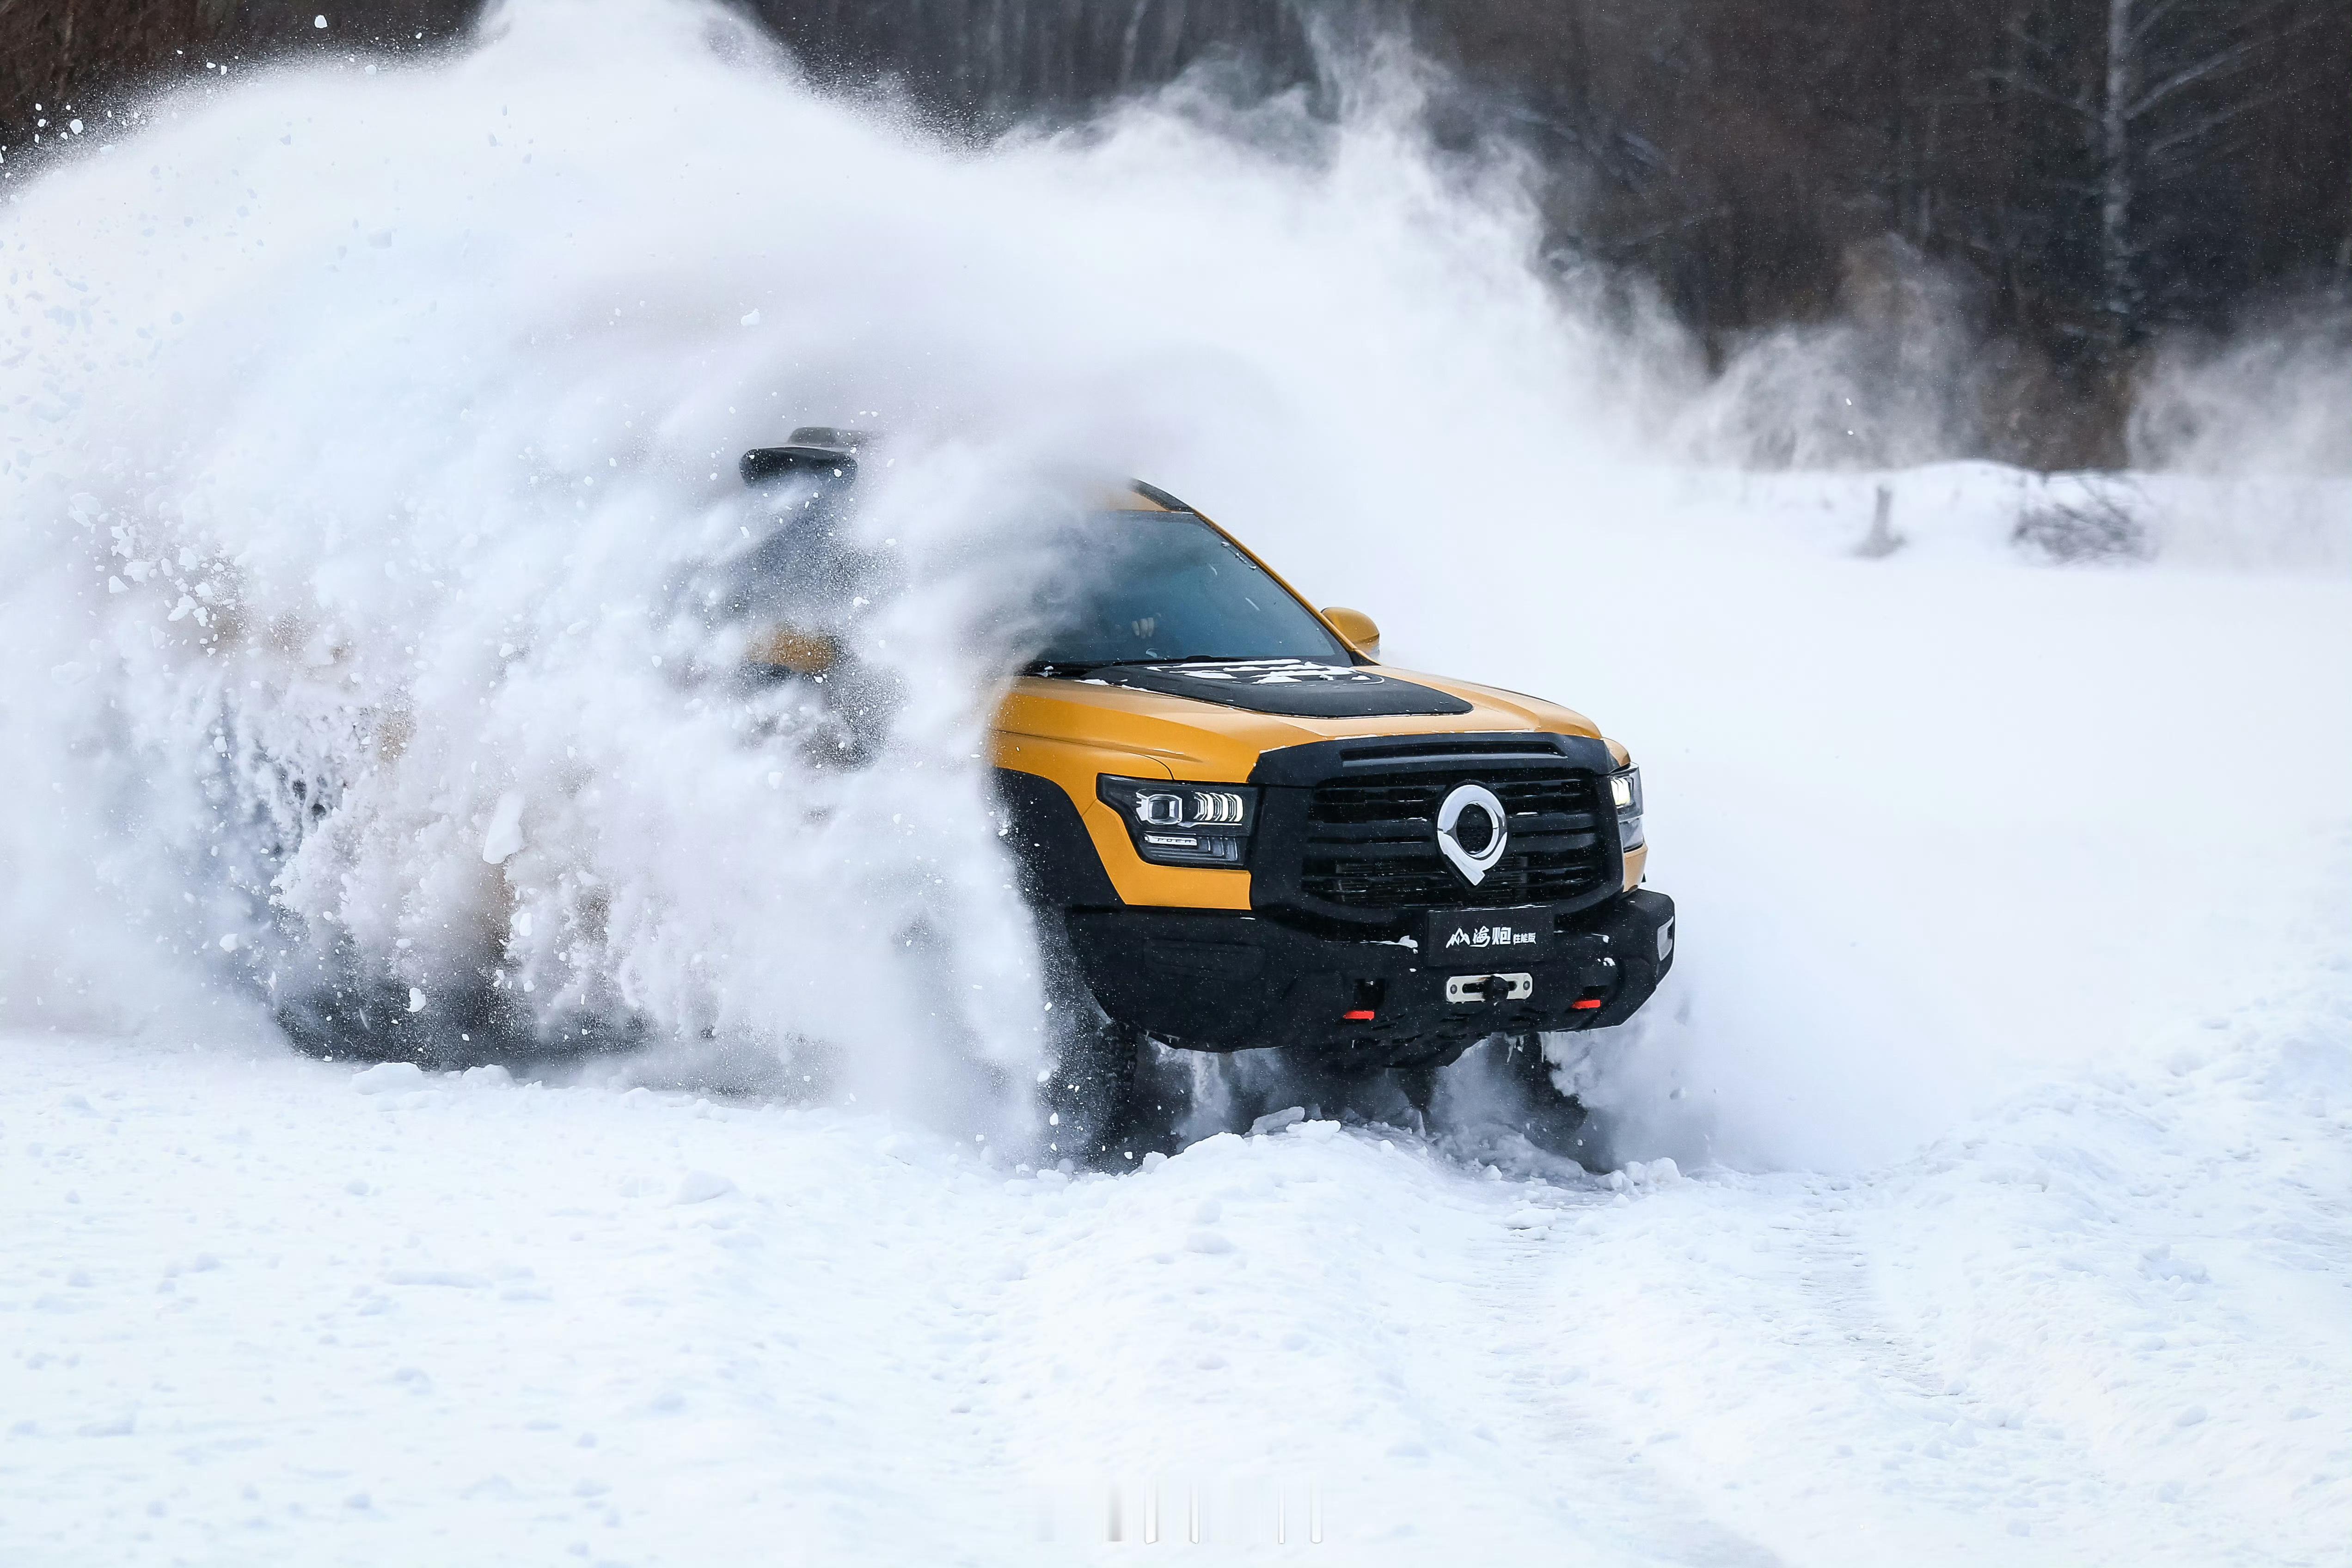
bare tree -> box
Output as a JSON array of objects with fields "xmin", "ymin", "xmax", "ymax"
[{"xmin": 1993, "ymin": 0, "xmax": 2334, "ymax": 353}]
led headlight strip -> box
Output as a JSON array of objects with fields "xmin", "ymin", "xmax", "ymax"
[
  {"xmin": 1610, "ymin": 766, "xmax": 1645, "ymax": 852},
  {"xmin": 1097, "ymin": 777, "xmax": 1259, "ymax": 868}
]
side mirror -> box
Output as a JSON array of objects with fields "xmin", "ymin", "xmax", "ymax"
[{"xmin": 1320, "ymin": 606, "xmax": 1381, "ymax": 660}]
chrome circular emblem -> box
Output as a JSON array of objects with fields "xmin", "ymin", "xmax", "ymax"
[{"xmin": 1435, "ymin": 782, "xmax": 1509, "ymax": 886}]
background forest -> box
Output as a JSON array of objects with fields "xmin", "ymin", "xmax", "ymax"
[{"xmin": 6, "ymin": 0, "xmax": 2347, "ymax": 466}]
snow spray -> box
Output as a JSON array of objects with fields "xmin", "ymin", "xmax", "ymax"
[{"xmin": 0, "ymin": 0, "xmax": 1674, "ymax": 1143}]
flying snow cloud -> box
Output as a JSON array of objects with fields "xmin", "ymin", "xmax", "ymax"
[{"xmin": 0, "ymin": 0, "xmax": 1663, "ymax": 1131}]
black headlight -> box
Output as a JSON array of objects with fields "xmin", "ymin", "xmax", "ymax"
[
  {"xmin": 1610, "ymin": 766, "xmax": 1645, "ymax": 852},
  {"xmin": 1097, "ymin": 776, "xmax": 1258, "ymax": 868}
]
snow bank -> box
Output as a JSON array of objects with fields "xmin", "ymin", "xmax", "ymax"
[{"xmin": 1640, "ymin": 465, "xmax": 2352, "ymax": 574}]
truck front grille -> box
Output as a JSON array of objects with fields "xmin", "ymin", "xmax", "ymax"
[{"xmin": 1300, "ymin": 770, "xmax": 1609, "ymax": 910}]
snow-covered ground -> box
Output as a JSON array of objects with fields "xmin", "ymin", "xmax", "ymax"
[
  {"xmin": 5, "ymin": 4, "xmax": 2349, "ymax": 1562},
  {"xmin": 6, "ymin": 969, "xmax": 2346, "ymax": 1566}
]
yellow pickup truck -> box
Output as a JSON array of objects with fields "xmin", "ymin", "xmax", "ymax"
[{"xmin": 743, "ymin": 431, "xmax": 1676, "ymax": 1159}]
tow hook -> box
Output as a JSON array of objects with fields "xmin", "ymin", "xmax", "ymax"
[{"xmin": 1445, "ymin": 973, "xmax": 1533, "ymax": 1005}]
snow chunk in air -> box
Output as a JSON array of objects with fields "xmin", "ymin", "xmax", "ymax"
[
  {"xmin": 481, "ymin": 790, "xmax": 526, "ymax": 864},
  {"xmin": 1248, "ymin": 1105, "xmax": 1306, "ymax": 1137}
]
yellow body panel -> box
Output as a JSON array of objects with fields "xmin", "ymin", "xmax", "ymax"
[
  {"xmin": 990, "ymin": 666, "xmax": 1617, "ymax": 910},
  {"xmin": 991, "ymin": 728, "xmax": 1256, "ymax": 910}
]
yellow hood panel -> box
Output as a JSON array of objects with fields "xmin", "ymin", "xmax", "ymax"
[{"xmin": 994, "ymin": 667, "xmax": 1601, "ymax": 783}]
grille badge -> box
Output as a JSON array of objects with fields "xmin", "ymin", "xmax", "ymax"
[{"xmin": 1435, "ymin": 783, "xmax": 1509, "ymax": 885}]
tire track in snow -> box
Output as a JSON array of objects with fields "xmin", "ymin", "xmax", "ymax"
[
  {"xmin": 1457, "ymin": 1187, "xmax": 1795, "ymax": 1567},
  {"xmin": 1501, "ymin": 1040, "xmax": 2352, "ymax": 1568}
]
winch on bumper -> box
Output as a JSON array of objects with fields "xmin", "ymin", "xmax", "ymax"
[{"xmin": 1064, "ymin": 889, "xmax": 1675, "ymax": 1066}]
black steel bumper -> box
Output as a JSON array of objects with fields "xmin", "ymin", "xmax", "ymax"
[{"xmin": 1065, "ymin": 889, "xmax": 1675, "ymax": 1066}]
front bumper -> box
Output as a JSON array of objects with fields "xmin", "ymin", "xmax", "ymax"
[{"xmin": 1065, "ymin": 889, "xmax": 1675, "ymax": 1067}]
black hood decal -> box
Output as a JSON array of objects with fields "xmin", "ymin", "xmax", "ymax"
[{"xmin": 1085, "ymin": 659, "xmax": 1474, "ymax": 718}]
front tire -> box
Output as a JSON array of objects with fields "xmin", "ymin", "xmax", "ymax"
[
  {"xmin": 1035, "ymin": 908, "xmax": 1181, "ymax": 1165},
  {"xmin": 1041, "ymin": 1006, "xmax": 1151, "ymax": 1165},
  {"xmin": 1495, "ymin": 1032, "xmax": 1599, "ymax": 1164}
]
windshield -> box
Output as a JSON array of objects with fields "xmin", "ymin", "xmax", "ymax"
[{"xmin": 1027, "ymin": 512, "xmax": 1351, "ymax": 671}]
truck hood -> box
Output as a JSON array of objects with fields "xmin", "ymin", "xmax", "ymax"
[{"xmin": 996, "ymin": 668, "xmax": 1605, "ymax": 782}]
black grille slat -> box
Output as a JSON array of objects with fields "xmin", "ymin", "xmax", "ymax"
[
  {"xmin": 1316, "ymin": 838, "xmax": 1450, "ymax": 862},
  {"xmin": 1297, "ymin": 764, "xmax": 1611, "ymax": 911},
  {"xmin": 1516, "ymin": 832, "xmax": 1601, "ymax": 850},
  {"xmin": 1510, "ymin": 813, "xmax": 1601, "ymax": 833},
  {"xmin": 1306, "ymin": 820, "xmax": 1437, "ymax": 846}
]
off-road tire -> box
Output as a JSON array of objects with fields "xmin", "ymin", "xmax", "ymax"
[
  {"xmin": 1496, "ymin": 1032, "xmax": 1599, "ymax": 1165},
  {"xmin": 1033, "ymin": 910, "xmax": 1196, "ymax": 1165},
  {"xmin": 1041, "ymin": 1006, "xmax": 1150, "ymax": 1165}
]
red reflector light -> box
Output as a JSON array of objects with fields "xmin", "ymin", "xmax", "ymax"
[
  {"xmin": 1341, "ymin": 1009, "xmax": 1377, "ymax": 1021},
  {"xmin": 1571, "ymin": 998, "xmax": 1604, "ymax": 1011}
]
